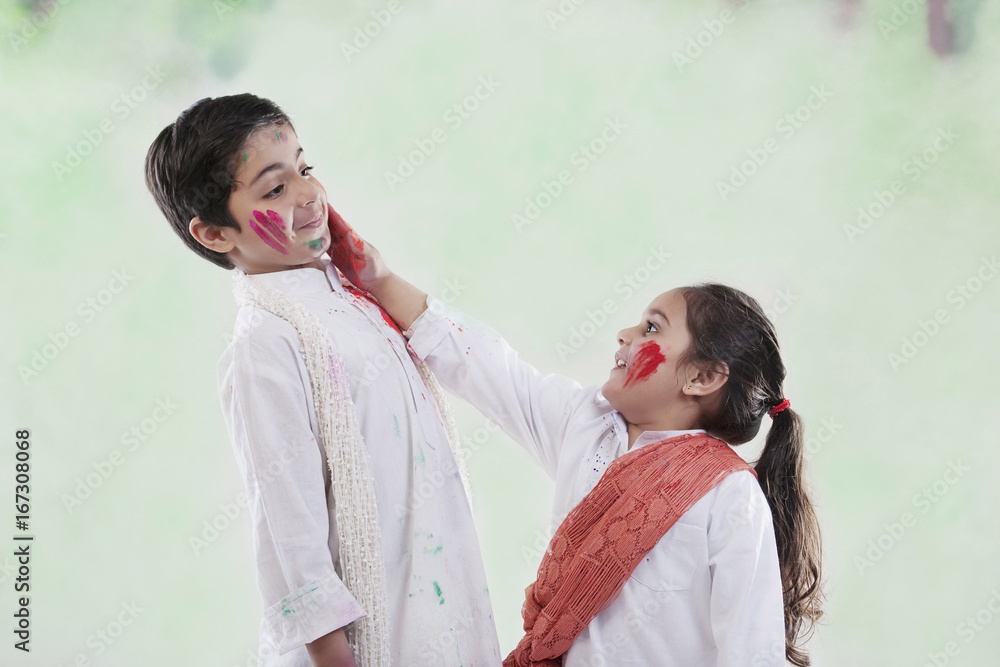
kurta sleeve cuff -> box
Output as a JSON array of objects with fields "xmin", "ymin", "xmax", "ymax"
[
  {"xmin": 403, "ymin": 295, "xmax": 451, "ymax": 358},
  {"xmin": 260, "ymin": 572, "xmax": 367, "ymax": 655}
]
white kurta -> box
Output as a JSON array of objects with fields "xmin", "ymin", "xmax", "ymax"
[
  {"xmin": 217, "ymin": 257, "xmax": 501, "ymax": 667},
  {"xmin": 404, "ymin": 296, "xmax": 787, "ymax": 667}
]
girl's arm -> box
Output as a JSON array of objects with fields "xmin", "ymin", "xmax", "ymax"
[
  {"xmin": 369, "ymin": 271, "xmax": 429, "ymax": 331},
  {"xmin": 325, "ymin": 205, "xmax": 589, "ymax": 477},
  {"xmin": 404, "ymin": 293, "xmax": 592, "ymax": 477},
  {"xmin": 707, "ymin": 472, "xmax": 787, "ymax": 666}
]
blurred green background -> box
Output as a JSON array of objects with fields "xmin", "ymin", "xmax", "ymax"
[{"xmin": 1, "ymin": 0, "xmax": 998, "ymax": 664}]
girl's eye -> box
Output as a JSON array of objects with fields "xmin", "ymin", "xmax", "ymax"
[
  {"xmin": 300, "ymin": 164, "xmax": 314, "ymax": 177},
  {"xmin": 644, "ymin": 320, "xmax": 657, "ymax": 334}
]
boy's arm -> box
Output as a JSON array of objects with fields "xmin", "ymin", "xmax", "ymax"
[
  {"xmin": 218, "ymin": 313, "xmax": 366, "ymax": 657},
  {"xmin": 306, "ymin": 628, "xmax": 358, "ymax": 667}
]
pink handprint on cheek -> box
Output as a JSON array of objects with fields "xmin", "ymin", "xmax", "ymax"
[{"xmin": 248, "ymin": 209, "xmax": 289, "ymax": 255}]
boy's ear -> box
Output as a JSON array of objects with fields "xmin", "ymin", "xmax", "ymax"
[
  {"xmin": 683, "ymin": 361, "xmax": 729, "ymax": 397},
  {"xmin": 189, "ymin": 216, "xmax": 237, "ymax": 253}
]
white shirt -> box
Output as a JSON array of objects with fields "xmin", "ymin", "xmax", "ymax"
[
  {"xmin": 405, "ymin": 296, "xmax": 787, "ymax": 667},
  {"xmin": 217, "ymin": 257, "xmax": 501, "ymax": 666}
]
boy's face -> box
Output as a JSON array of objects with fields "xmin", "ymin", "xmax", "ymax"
[{"xmin": 191, "ymin": 124, "xmax": 331, "ymax": 274}]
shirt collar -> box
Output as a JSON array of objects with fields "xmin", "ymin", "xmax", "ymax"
[
  {"xmin": 606, "ymin": 406, "xmax": 706, "ymax": 451},
  {"xmin": 244, "ymin": 254, "xmax": 345, "ymax": 296},
  {"xmin": 631, "ymin": 428, "xmax": 706, "ymax": 450}
]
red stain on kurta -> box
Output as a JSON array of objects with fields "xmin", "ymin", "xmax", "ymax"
[{"xmin": 342, "ymin": 284, "xmax": 403, "ymax": 334}]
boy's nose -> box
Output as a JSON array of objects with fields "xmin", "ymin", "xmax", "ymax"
[
  {"xmin": 299, "ymin": 177, "xmax": 323, "ymax": 207},
  {"xmin": 299, "ymin": 189, "xmax": 317, "ymax": 207}
]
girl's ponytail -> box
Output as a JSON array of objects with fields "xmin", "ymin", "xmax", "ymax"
[
  {"xmin": 754, "ymin": 406, "xmax": 823, "ymax": 666},
  {"xmin": 678, "ymin": 284, "xmax": 824, "ymax": 666}
]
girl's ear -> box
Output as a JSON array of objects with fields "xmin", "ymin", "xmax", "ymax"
[
  {"xmin": 189, "ymin": 216, "xmax": 237, "ymax": 253},
  {"xmin": 683, "ymin": 361, "xmax": 729, "ymax": 397}
]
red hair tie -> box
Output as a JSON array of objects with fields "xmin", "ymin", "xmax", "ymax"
[{"xmin": 768, "ymin": 398, "xmax": 790, "ymax": 419}]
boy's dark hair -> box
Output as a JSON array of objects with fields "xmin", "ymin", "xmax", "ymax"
[
  {"xmin": 144, "ymin": 93, "xmax": 294, "ymax": 270},
  {"xmin": 678, "ymin": 283, "xmax": 823, "ymax": 667}
]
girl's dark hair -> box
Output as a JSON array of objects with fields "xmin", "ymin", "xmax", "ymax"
[
  {"xmin": 144, "ymin": 93, "xmax": 293, "ymax": 269},
  {"xmin": 678, "ymin": 283, "xmax": 823, "ymax": 666}
]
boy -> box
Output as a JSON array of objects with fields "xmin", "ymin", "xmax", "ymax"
[{"xmin": 145, "ymin": 94, "xmax": 500, "ymax": 667}]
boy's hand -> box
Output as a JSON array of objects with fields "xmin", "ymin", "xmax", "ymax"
[{"xmin": 326, "ymin": 203, "xmax": 390, "ymax": 292}]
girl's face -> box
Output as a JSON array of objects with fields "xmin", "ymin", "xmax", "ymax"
[
  {"xmin": 601, "ymin": 289, "xmax": 695, "ymax": 425},
  {"xmin": 221, "ymin": 124, "xmax": 331, "ymax": 274}
]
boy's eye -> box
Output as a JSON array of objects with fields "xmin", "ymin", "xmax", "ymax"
[
  {"xmin": 263, "ymin": 165, "xmax": 314, "ymax": 199},
  {"xmin": 644, "ymin": 320, "xmax": 657, "ymax": 334}
]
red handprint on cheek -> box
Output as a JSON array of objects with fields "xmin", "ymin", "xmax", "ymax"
[
  {"xmin": 624, "ymin": 341, "xmax": 666, "ymax": 387},
  {"xmin": 249, "ymin": 209, "xmax": 289, "ymax": 255}
]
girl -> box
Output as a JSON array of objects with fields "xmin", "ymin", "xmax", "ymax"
[{"xmin": 323, "ymin": 208, "xmax": 823, "ymax": 666}]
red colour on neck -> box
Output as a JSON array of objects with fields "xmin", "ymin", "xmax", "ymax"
[
  {"xmin": 623, "ymin": 341, "xmax": 665, "ymax": 387},
  {"xmin": 342, "ymin": 285, "xmax": 402, "ymax": 334}
]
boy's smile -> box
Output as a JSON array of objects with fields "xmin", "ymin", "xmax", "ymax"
[{"xmin": 189, "ymin": 123, "xmax": 331, "ymax": 275}]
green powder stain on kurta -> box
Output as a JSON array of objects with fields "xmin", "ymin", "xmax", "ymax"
[
  {"xmin": 418, "ymin": 530, "xmax": 444, "ymax": 555},
  {"xmin": 433, "ymin": 580, "xmax": 444, "ymax": 605},
  {"xmin": 280, "ymin": 585, "xmax": 319, "ymax": 615}
]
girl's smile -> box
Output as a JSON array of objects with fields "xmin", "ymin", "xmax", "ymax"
[
  {"xmin": 601, "ymin": 288, "xmax": 728, "ymax": 443},
  {"xmin": 603, "ymin": 290, "xmax": 691, "ymax": 403},
  {"xmin": 622, "ymin": 340, "xmax": 667, "ymax": 387}
]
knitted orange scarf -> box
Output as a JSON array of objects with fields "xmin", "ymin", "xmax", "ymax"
[{"xmin": 504, "ymin": 433, "xmax": 756, "ymax": 667}]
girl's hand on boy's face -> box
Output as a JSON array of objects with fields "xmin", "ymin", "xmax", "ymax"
[{"xmin": 326, "ymin": 203, "xmax": 390, "ymax": 291}]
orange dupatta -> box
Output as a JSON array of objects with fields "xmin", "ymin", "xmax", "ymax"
[{"xmin": 504, "ymin": 433, "xmax": 756, "ymax": 667}]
